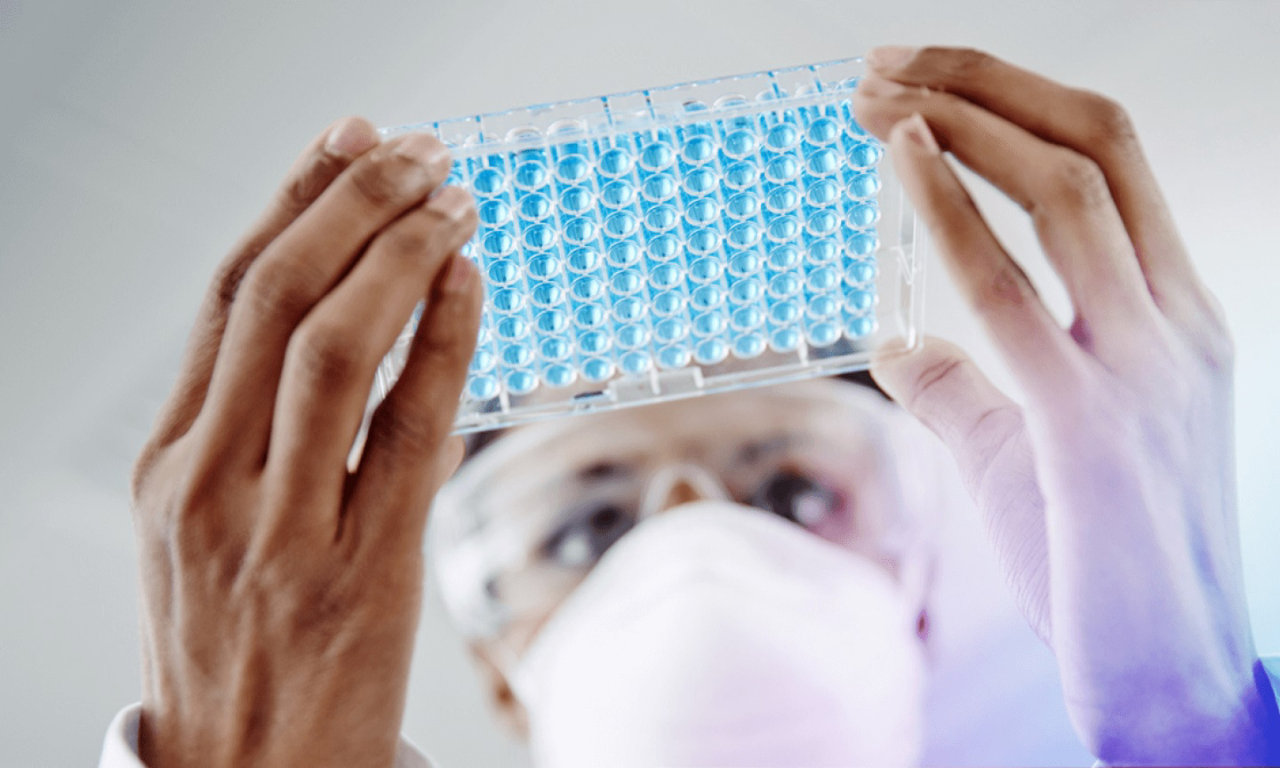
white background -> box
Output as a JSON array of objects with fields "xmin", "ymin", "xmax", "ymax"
[{"xmin": 1, "ymin": 1, "xmax": 1277, "ymax": 765}]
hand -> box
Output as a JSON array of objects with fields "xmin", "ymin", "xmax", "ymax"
[
  {"xmin": 854, "ymin": 47, "xmax": 1278, "ymax": 764},
  {"xmin": 129, "ymin": 117, "xmax": 482, "ymax": 767}
]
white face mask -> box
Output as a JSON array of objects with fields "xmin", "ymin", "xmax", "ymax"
[{"xmin": 509, "ymin": 501, "xmax": 928, "ymax": 768}]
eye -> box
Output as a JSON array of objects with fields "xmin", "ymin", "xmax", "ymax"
[
  {"xmin": 750, "ymin": 470, "xmax": 840, "ymax": 528},
  {"xmin": 541, "ymin": 502, "xmax": 635, "ymax": 568}
]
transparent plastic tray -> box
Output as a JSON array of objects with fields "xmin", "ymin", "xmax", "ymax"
[{"xmin": 376, "ymin": 56, "xmax": 922, "ymax": 433}]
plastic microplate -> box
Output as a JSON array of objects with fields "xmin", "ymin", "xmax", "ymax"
[{"xmin": 374, "ymin": 57, "xmax": 921, "ymax": 433}]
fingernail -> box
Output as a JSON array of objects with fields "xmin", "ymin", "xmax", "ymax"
[
  {"xmin": 442, "ymin": 255, "xmax": 476, "ymax": 294},
  {"xmin": 868, "ymin": 45, "xmax": 916, "ymax": 71},
  {"xmin": 394, "ymin": 133, "xmax": 451, "ymax": 168},
  {"xmin": 324, "ymin": 117, "xmax": 378, "ymax": 159},
  {"xmin": 900, "ymin": 112, "xmax": 940, "ymax": 153}
]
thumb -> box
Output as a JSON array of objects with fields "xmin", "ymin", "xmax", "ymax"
[{"xmin": 873, "ymin": 337, "xmax": 1053, "ymax": 643}]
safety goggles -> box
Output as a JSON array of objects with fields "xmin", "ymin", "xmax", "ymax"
[{"xmin": 429, "ymin": 378, "xmax": 944, "ymax": 659}]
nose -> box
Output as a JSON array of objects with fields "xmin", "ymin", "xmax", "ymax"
[
  {"xmin": 663, "ymin": 478, "xmax": 704, "ymax": 509},
  {"xmin": 640, "ymin": 462, "xmax": 731, "ymax": 517}
]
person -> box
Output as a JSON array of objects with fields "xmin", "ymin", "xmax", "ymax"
[{"xmin": 100, "ymin": 46, "xmax": 1280, "ymax": 767}]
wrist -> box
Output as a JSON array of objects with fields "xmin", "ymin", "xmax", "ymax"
[
  {"xmin": 1089, "ymin": 660, "xmax": 1280, "ymax": 766},
  {"xmin": 1242, "ymin": 658, "xmax": 1280, "ymax": 765}
]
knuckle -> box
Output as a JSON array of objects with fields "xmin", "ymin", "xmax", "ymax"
[
  {"xmin": 242, "ymin": 258, "xmax": 322, "ymax": 324},
  {"xmin": 457, "ymin": 203, "xmax": 480, "ymax": 241},
  {"xmin": 279, "ymin": 152, "xmax": 343, "ymax": 210},
  {"xmin": 931, "ymin": 46, "xmax": 994, "ymax": 80},
  {"xmin": 290, "ymin": 321, "xmax": 368, "ymax": 389},
  {"xmin": 972, "ymin": 263, "xmax": 1034, "ymax": 314},
  {"xmin": 427, "ymin": 204, "xmax": 480, "ymax": 251},
  {"xmin": 1156, "ymin": 282, "xmax": 1234, "ymax": 374},
  {"xmin": 430, "ymin": 186, "xmax": 478, "ymax": 228},
  {"xmin": 378, "ymin": 194, "xmax": 479, "ymax": 270},
  {"xmin": 266, "ymin": 566, "xmax": 409, "ymax": 648},
  {"xmin": 907, "ymin": 355, "xmax": 964, "ymax": 409},
  {"xmin": 1192, "ymin": 296, "xmax": 1235, "ymax": 372},
  {"xmin": 390, "ymin": 132, "xmax": 447, "ymax": 160},
  {"xmin": 382, "ymin": 216, "xmax": 435, "ymax": 260},
  {"xmin": 285, "ymin": 584, "xmax": 352, "ymax": 639},
  {"xmin": 350, "ymin": 157, "xmax": 416, "ymax": 210},
  {"xmin": 131, "ymin": 441, "xmax": 256, "ymax": 594},
  {"xmin": 908, "ymin": 354, "xmax": 1025, "ymax": 449},
  {"xmin": 368, "ymin": 405, "xmax": 443, "ymax": 458},
  {"xmin": 169, "ymin": 452, "xmax": 227, "ymax": 526},
  {"xmin": 1041, "ymin": 150, "xmax": 1111, "ymax": 211},
  {"xmin": 349, "ymin": 138, "xmax": 449, "ymax": 210},
  {"xmin": 130, "ymin": 443, "xmax": 163, "ymax": 502},
  {"xmin": 853, "ymin": 73, "xmax": 898, "ymax": 100},
  {"xmin": 851, "ymin": 76, "xmax": 914, "ymax": 135},
  {"xmin": 133, "ymin": 440, "xmax": 206, "ymax": 531},
  {"xmin": 211, "ymin": 255, "xmax": 254, "ymax": 309},
  {"xmin": 1204, "ymin": 325, "xmax": 1235, "ymax": 371},
  {"xmin": 1199, "ymin": 337, "xmax": 1235, "ymax": 379},
  {"xmin": 430, "ymin": 184, "xmax": 471, "ymax": 212},
  {"xmin": 231, "ymin": 560, "xmax": 314, "ymax": 631},
  {"xmin": 167, "ymin": 488, "xmax": 244, "ymax": 580},
  {"xmin": 176, "ymin": 522, "xmax": 247, "ymax": 593},
  {"xmin": 1077, "ymin": 90, "xmax": 1138, "ymax": 147},
  {"xmin": 849, "ymin": 91, "xmax": 882, "ymax": 134}
]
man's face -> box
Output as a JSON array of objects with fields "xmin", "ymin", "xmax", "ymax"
[{"xmin": 429, "ymin": 378, "xmax": 934, "ymax": 727}]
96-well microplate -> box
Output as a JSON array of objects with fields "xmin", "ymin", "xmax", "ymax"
[{"xmin": 376, "ymin": 57, "xmax": 921, "ymax": 433}]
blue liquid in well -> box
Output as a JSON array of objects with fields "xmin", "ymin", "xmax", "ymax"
[{"xmin": 450, "ymin": 92, "xmax": 884, "ymax": 400}]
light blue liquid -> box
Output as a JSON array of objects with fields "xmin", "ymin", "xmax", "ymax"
[{"xmin": 455, "ymin": 94, "xmax": 882, "ymax": 401}]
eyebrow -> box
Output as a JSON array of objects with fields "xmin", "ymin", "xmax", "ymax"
[
  {"xmin": 733, "ymin": 435, "xmax": 793, "ymax": 464},
  {"xmin": 576, "ymin": 461, "xmax": 632, "ymax": 481}
]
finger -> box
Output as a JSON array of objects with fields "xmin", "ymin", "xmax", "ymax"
[
  {"xmin": 194, "ymin": 133, "xmax": 454, "ymax": 464},
  {"xmin": 866, "ymin": 45, "xmax": 1210, "ymax": 323},
  {"xmin": 854, "ymin": 77, "xmax": 1164, "ymax": 361},
  {"xmin": 344, "ymin": 254, "xmax": 483, "ymax": 557},
  {"xmin": 883, "ymin": 112, "xmax": 1091, "ymax": 404},
  {"xmin": 873, "ymin": 337, "xmax": 1051, "ymax": 642},
  {"xmin": 265, "ymin": 187, "xmax": 478, "ymax": 518},
  {"xmin": 150, "ymin": 117, "xmax": 380, "ymax": 446}
]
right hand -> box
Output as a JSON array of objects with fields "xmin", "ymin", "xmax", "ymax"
[
  {"xmin": 855, "ymin": 47, "xmax": 1279, "ymax": 764},
  {"xmin": 130, "ymin": 117, "xmax": 482, "ymax": 767}
]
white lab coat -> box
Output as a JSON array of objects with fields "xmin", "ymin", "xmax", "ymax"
[
  {"xmin": 99, "ymin": 659, "xmax": 1280, "ymax": 766},
  {"xmin": 98, "ymin": 704, "xmax": 435, "ymax": 768}
]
